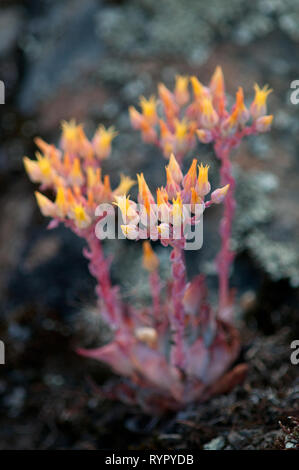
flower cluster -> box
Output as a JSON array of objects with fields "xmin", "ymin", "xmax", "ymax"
[
  {"xmin": 129, "ymin": 67, "xmax": 272, "ymax": 162},
  {"xmin": 116, "ymin": 153, "xmax": 229, "ymax": 246},
  {"xmin": 130, "ymin": 67, "xmax": 273, "ymax": 319},
  {"xmin": 24, "ymin": 121, "xmax": 135, "ymax": 231}
]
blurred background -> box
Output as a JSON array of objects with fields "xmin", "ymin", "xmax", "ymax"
[{"xmin": 0, "ymin": 0, "xmax": 298, "ymax": 450}]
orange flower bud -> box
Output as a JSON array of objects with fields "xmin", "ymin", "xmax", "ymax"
[
  {"xmin": 209, "ymin": 66, "xmax": 226, "ymax": 115},
  {"xmin": 200, "ymin": 98, "xmax": 219, "ymax": 129},
  {"xmin": 70, "ymin": 158, "xmax": 84, "ymax": 186},
  {"xmin": 23, "ymin": 157, "xmax": 41, "ymax": 183},
  {"xmin": 158, "ymin": 83, "xmax": 178, "ymax": 123},
  {"xmin": 165, "ymin": 166, "xmax": 180, "ymax": 200},
  {"xmin": 190, "ymin": 76, "xmax": 209, "ymax": 100},
  {"xmin": 183, "ymin": 159, "xmax": 197, "ymax": 192},
  {"xmin": 142, "ymin": 241, "xmax": 159, "ymax": 272},
  {"xmin": 211, "ymin": 184, "xmax": 230, "ymax": 204},
  {"xmin": 137, "ymin": 173, "xmax": 154, "ymax": 204},
  {"xmin": 93, "ymin": 125, "xmax": 117, "ymax": 160},
  {"xmin": 255, "ymin": 114, "xmax": 273, "ymax": 133},
  {"xmin": 174, "ymin": 75, "xmax": 189, "ymax": 106},
  {"xmin": 129, "ymin": 106, "xmax": 143, "ymax": 129},
  {"xmin": 167, "ymin": 153, "xmax": 183, "ymax": 184},
  {"xmin": 196, "ymin": 129, "xmax": 213, "ymax": 144},
  {"xmin": 140, "ymin": 95, "xmax": 158, "ymax": 126},
  {"xmin": 135, "ymin": 326, "xmax": 158, "ymax": 348},
  {"xmin": 35, "ymin": 192, "xmax": 56, "ymax": 217}
]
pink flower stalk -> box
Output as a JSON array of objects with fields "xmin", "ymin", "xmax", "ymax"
[
  {"xmin": 129, "ymin": 68, "xmax": 273, "ymax": 320},
  {"xmin": 24, "ymin": 121, "xmax": 134, "ymax": 330},
  {"xmin": 142, "ymin": 241, "xmax": 161, "ymax": 322},
  {"xmin": 111, "ymin": 156, "xmax": 246, "ymax": 411}
]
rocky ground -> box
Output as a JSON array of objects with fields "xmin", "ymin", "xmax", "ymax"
[{"xmin": 0, "ymin": 0, "xmax": 298, "ymax": 449}]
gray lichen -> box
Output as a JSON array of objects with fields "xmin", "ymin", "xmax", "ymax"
[
  {"xmin": 96, "ymin": 0, "xmax": 299, "ymax": 64},
  {"xmin": 234, "ymin": 169, "xmax": 299, "ymax": 287}
]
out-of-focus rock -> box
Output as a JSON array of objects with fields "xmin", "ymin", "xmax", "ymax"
[
  {"xmin": 18, "ymin": 0, "xmax": 104, "ymax": 114},
  {"xmin": 0, "ymin": 7, "xmax": 24, "ymax": 58},
  {"xmin": 0, "ymin": 181, "xmax": 34, "ymax": 299}
]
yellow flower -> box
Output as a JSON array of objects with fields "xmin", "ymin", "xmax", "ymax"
[
  {"xmin": 174, "ymin": 75, "xmax": 189, "ymax": 106},
  {"xmin": 35, "ymin": 192, "xmax": 56, "ymax": 217},
  {"xmin": 36, "ymin": 152, "xmax": 52, "ymax": 178},
  {"xmin": 174, "ymin": 119, "xmax": 188, "ymax": 142},
  {"xmin": 24, "ymin": 152, "xmax": 55, "ymax": 185},
  {"xmin": 250, "ymin": 84, "xmax": 272, "ymax": 120},
  {"xmin": 55, "ymin": 186, "xmax": 68, "ymax": 217},
  {"xmin": 197, "ymin": 163, "xmax": 210, "ymax": 197},
  {"xmin": 140, "ymin": 95, "xmax": 158, "ymax": 125},
  {"xmin": 70, "ymin": 158, "xmax": 83, "ymax": 186},
  {"xmin": 172, "ymin": 192, "xmax": 183, "ymax": 221},
  {"xmin": 114, "ymin": 194, "xmax": 130, "ymax": 218},
  {"xmin": 61, "ymin": 120, "xmax": 86, "ymax": 154},
  {"xmin": 114, "ymin": 174, "xmax": 136, "ymax": 196},
  {"xmin": 71, "ymin": 204, "xmax": 91, "ymax": 229},
  {"xmin": 93, "ymin": 125, "xmax": 118, "ymax": 160},
  {"xmin": 23, "ymin": 157, "xmax": 41, "ymax": 183},
  {"xmin": 87, "ymin": 166, "xmax": 101, "ymax": 189},
  {"xmin": 191, "ymin": 187, "xmax": 201, "ymax": 206},
  {"xmin": 190, "ymin": 76, "xmax": 206, "ymax": 100}
]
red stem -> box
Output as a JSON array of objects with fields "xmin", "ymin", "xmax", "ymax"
[
  {"xmin": 169, "ymin": 244, "xmax": 187, "ymax": 369},
  {"xmin": 149, "ymin": 270, "xmax": 161, "ymax": 323},
  {"xmin": 214, "ymin": 140, "xmax": 236, "ymax": 316},
  {"xmin": 85, "ymin": 230, "xmax": 121, "ymax": 329}
]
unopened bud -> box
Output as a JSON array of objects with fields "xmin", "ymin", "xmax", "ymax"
[
  {"xmin": 196, "ymin": 129, "xmax": 213, "ymax": 144},
  {"xmin": 142, "ymin": 241, "xmax": 159, "ymax": 272},
  {"xmin": 255, "ymin": 115, "xmax": 273, "ymax": 133},
  {"xmin": 211, "ymin": 184, "xmax": 230, "ymax": 204},
  {"xmin": 135, "ymin": 327, "xmax": 158, "ymax": 348}
]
